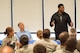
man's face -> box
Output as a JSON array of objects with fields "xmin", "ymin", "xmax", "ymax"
[
  {"xmin": 9, "ymin": 30, "xmax": 14, "ymax": 37},
  {"xmin": 58, "ymin": 6, "xmax": 64, "ymax": 13},
  {"xmin": 18, "ymin": 23, "xmax": 24, "ymax": 30}
]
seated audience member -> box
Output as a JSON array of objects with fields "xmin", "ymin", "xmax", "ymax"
[
  {"xmin": 36, "ymin": 30, "xmax": 43, "ymax": 40},
  {"xmin": 16, "ymin": 22, "xmax": 32, "ymax": 41},
  {"xmin": 56, "ymin": 32, "xmax": 69, "ymax": 50},
  {"xmin": 2, "ymin": 27, "xmax": 17, "ymax": 49},
  {"xmin": 28, "ymin": 30, "xmax": 43, "ymax": 44},
  {"xmin": 15, "ymin": 35, "xmax": 32, "ymax": 53},
  {"xmin": 33, "ymin": 44, "xmax": 47, "ymax": 53},
  {"xmin": 69, "ymin": 28, "xmax": 76, "ymax": 38},
  {"xmin": 66, "ymin": 37, "xmax": 79, "ymax": 53},
  {"xmin": 0, "ymin": 46, "xmax": 14, "ymax": 53},
  {"xmin": 76, "ymin": 40, "xmax": 80, "ymax": 52},
  {"xmin": 54, "ymin": 37, "xmax": 77, "ymax": 53},
  {"xmin": 34, "ymin": 29, "xmax": 58, "ymax": 53}
]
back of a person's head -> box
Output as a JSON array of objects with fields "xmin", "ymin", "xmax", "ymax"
[
  {"xmin": 37, "ymin": 30, "xmax": 43, "ymax": 39},
  {"xmin": 66, "ymin": 37, "xmax": 77, "ymax": 52},
  {"xmin": 70, "ymin": 28, "xmax": 76, "ymax": 33},
  {"xmin": 76, "ymin": 40, "xmax": 80, "ymax": 52},
  {"xmin": 33, "ymin": 44, "xmax": 47, "ymax": 53},
  {"xmin": 43, "ymin": 29, "xmax": 50, "ymax": 39},
  {"xmin": 69, "ymin": 28, "xmax": 76, "ymax": 38},
  {"xmin": 4, "ymin": 27, "xmax": 13, "ymax": 35},
  {"xmin": 69, "ymin": 34, "xmax": 76, "ymax": 39},
  {"xmin": 20, "ymin": 35, "xmax": 28, "ymax": 46},
  {"xmin": 0, "ymin": 46, "xmax": 14, "ymax": 53},
  {"xmin": 59, "ymin": 32, "xmax": 69, "ymax": 45}
]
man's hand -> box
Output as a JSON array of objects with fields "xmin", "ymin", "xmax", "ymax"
[
  {"xmin": 70, "ymin": 22, "xmax": 73, "ymax": 27},
  {"xmin": 51, "ymin": 21, "xmax": 55, "ymax": 27}
]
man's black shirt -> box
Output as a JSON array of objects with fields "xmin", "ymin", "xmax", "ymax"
[{"xmin": 50, "ymin": 12, "xmax": 71, "ymax": 33}]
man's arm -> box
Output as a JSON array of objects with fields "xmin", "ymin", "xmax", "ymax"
[
  {"xmin": 50, "ymin": 21, "xmax": 55, "ymax": 27},
  {"xmin": 67, "ymin": 14, "xmax": 73, "ymax": 27},
  {"xmin": 50, "ymin": 15, "xmax": 55, "ymax": 27},
  {"xmin": 70, "ymin": 21, "xmax": 73, "ymax": 27}
]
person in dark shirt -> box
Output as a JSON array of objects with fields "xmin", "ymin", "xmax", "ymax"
[{"xmin": 50, "ymin": 4, "xmax": 73, "ymax": 40}]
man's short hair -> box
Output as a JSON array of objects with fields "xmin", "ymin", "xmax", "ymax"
[
  {"xmin": 33, "ymin": 44, "xmax": 47, "ymax": 53},
  {"xmin": 59, "ymin": 32, "xmax": 69, "ymax": 44},
  {"xmin": 69, "ymin": 28, "xmax": 76, "ymax": 38},
  {"xmin": 70, "ymin": 28, "xmax": 76, "ymax": 33},
  {"xmin": 43, "ymin": 29, "xmax": 50, "ymax": 39},
  {"xmin": 20, "ymin": 35, "xmax": 28, "ymax": 46},
  {"xmin": 18, "ymin": 22, "xmax": 21, "ymax": 26},
  {"xmin": 58, "ymin": 4, "xmax": 64, "ymax": 8},
  {"xmin": 18, "ymin": 22, "xmax": 24, "ymax": 27},
  {"xmin": 66, "ymin": 37, "xmax": 77, "ymax": 51}
]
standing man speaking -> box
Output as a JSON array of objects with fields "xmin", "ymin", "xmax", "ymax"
[{"xmin": 50, "ymin": 4, "xmax": 73, "ymax": 40}]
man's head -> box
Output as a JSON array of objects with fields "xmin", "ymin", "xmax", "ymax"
[
  {"xmin": 20, "ymin": 35, "xmax": 28, "ymax": 46},
  {"xmin": 70, "ymin": 28, "xmax": 76, "ymax": 33},
  {"xmin": 33, "ymin": 44, "xmax": 47, "ymax": 53},
  {"xmin": 4, "ymin": 27, "xmax": 14, "ymax": 37},
  {"xmin": 37, "ymin": 30, "xmax": 43, "ymax": 39},
  {"xmin": 18, "ymin": 22, "xmax": 25, "ymax": 30},
  {"xmin": 0, "ymin": 46, "xmax": 14, "ymax": 53},
  {"xmin": 59, "ymin": 32, "xmax": 69, "ymax": 45},
  {"xmin": 69, "ymin": 28, "xmax": 76, "ymax": 38},
  {"xmin": 58, "ymin": 4, "xmax": 64, "ymax": 13},
  {"xmin": 43, "ymin": 29, "xmax": 50, "ymax": 39},
  {"xmin": 66, "ymin": 37, "xmax": 77, "ymax": 52}
]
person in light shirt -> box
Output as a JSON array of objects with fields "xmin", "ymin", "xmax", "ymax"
[
  {"xmin": 54, "ymin": 37, "xmax": 77, "ymax": 53},
  {"xmin": 16, "ymin": 22, "xmax": 32, "ymax": 41},
  {"xmin": 34, "ymin": 29, "xmax": 58, "ymax": 53},
  {"xmin": 2, "ymin": 27, "xmax": 17, "ymax": 49},
  {"xmin": 56, "ymin": 32, "xmax": 69, "ymax": 50}
]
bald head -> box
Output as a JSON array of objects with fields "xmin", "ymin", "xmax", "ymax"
[
  {"xmin": 59, "ymin": 32, "xmax": 69, "ymax": 44},
  {"xmin": 0, "ymin": 46, "xmax": 14, "ymax": 53}
]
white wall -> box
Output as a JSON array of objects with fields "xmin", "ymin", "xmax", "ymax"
[
  {"xmin": 76, "ymin": 0, "xmax": 80, "ymax": 32},
  {"xmin": 0, "ymin": 0, "xmax": 79, "ymax": 32},
  {"xmin": 13, "ymin": 0, "xmax": 42, "ymax": 32},
  {"xmin": 0, "ymin": 0, "xmax": 11, "ymax": 32}
]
